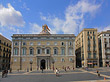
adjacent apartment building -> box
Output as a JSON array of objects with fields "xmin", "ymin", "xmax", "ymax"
[
  {"xmin": 98, "ymin": 30, "xmax": 110, "ymax": 67},
  {"xmin": 75, "ymin": 28, "xmax": 99, "ymax": 68},
  {"xmin": 0, "ymin": 34, "xmax": 11, "ymax": 71},
  {"xmin": 11, "ymin": 24, "xmax": 76, "ymax": 70}
]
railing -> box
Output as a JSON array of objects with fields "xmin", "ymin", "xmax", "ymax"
[{"xmin": 36, "ymin": 54, "xmax": 51, "ymax": 56}]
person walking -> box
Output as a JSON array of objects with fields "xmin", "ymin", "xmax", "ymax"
[
  {"xmin": 64, "ymin": 67, "xmax": 67, "ymax": 72},
  {"xmin": 41, "ymin": 66, "xmax": 43, "ymax": 73},
  {"xmin": 97, "ymin": 70, "xmax": 100, "ymax": 77},
  {"xmin": 55, "ymin": 68, "xmax": 59, "ymax": 76}
]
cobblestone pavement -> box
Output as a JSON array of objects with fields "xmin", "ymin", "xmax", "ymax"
[{"xmin": 0, "ymin": 68, "xmax": 110, "ymax": 82}]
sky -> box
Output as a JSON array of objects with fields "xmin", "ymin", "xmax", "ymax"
[{"xmin": 0, "ymin": 0, "xmax": 110, "ymax": 40}]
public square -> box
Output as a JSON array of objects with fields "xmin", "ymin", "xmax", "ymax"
[{"xmin": 0, "ymin": 67, "xmax": 110, "ymax": 82}]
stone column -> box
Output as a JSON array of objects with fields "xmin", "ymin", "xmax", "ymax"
[
  {"xmin": 73, "ymin": 41, "xmax": 75, "ymax": 56},
  {"xmin": 19, "ymin": 41, "xmax": 21, "ymax": 56},
  {"xmin": 39, "ymin": 59, "xmax": 40, "ymax": 70},
  {"xmin": 46, "ymin": 59, "xmax": 47, "ymax": 70},
  {"xmin": 11, "ymin": 41, "xmax": 13, "ymax": 56},
  {"xmin": 66, "ymin": 42, "xmax": 68, "ymax": 56},
  {"xmin": 48, "ymin": 59, "xmax": 49, "ymax": 70}
]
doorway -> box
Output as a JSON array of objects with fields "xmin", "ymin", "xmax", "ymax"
[{"xmin": 40, "ymin": 59, "xmax": 46, "ymax": 69}]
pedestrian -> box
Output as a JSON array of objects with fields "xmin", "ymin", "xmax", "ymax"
[
  {"xmin": 2, "ymin": 70, "xmax": 5, "ymax": 78},
  {"xmin": 64, "ymin": 67, "xmax": 67, "ymax": 72},
  {"xmin": 41, "ymin": 66, "xmax": 43, "ymax": 73},
  {"xmin": 73, "ymin": 67, "xmax": 74, "ymax": 70},
  {"xmin": 97, "ymin": 70, "xmax": 100, "ymax": 77},
  {"xmin": 5, "ymin": 68, "xmax": 8, "ymax": 77},
  {"xmin": 9, "ymin": 68, "xmax": 12, "ymax": 73},
  {"xmin": 55, "ymin": 68, "xmax": 59, "ymax": 76}
]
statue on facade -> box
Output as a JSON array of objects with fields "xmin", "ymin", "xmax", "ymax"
[{"xmin": 40, "ymin": 24, "xmax": 50, "ymax": 34}]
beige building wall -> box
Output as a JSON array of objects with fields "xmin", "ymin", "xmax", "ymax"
[
  {"xmin": 75, "ymin": 28, "xmax": 99, "ymax": 68},
  {"xmin": 0, "ymin": 34, "xmax": 11, "ymax": 71},
  {"xmin": 98, "ymin": 30, "xmax": 110, "ymax": 67},
  {"xmin": 11, "ymin": 34, "xmax": 76, "ymax": 71}
]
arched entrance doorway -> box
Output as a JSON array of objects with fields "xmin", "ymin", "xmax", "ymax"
[{"xmin": 40, "ymin": 59, "xmax": 46, "ymax": 69}]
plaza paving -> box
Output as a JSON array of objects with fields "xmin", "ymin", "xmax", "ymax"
[{"xmin": 0, "ymin": 67, "xmax": 110, "ymax": 82}]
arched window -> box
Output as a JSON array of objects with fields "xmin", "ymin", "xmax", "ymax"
[
  {"xmin": 22, "ymin": 48, "xmax": 26, "ymax": 55},
  {"xmin": 30, "ymin": 48, "xmax": 34, "ymax": 55},
  {"xmin": 61, "ymin": 42, "xmax": 64, "ymax": 46},
  {"xmin": 37, "ymin": 48, "xmax": 41, "ymax": 54},
  {"xmin": 61, "ymin": 48, "xmax": 65, "ymax": 55},
  {"xmin": 14, "ymin": 48, "xmax": 18, "ymax": 55},
  {"xmin": 69, "ymin": 48, "xmax": 73, "ymax": 55},
  {"xmin": 53, "ymin": 48, "xmax": 58, "ymax": 55},
  {"xmin": 45, "ymin": 48, "xmax": 50, "ymax": 54},
  {"xmin": 61, "ymin": 58, "xmax": 65, "ymax": 62}
]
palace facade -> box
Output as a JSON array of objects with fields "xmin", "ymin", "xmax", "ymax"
[{"xmin": 11, "ymin": 24, "xmax": 76, "ymax": 70}]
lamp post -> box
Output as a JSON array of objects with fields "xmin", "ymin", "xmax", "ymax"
[
  {"xmin": 72, "ymin": 60, "xmax": 74, "ymax": 70},
  {"xmin": 30, "ymin": 61, "xmax": 33, "ymax": 71},
  {"xmin": 52, "ymin": 60, "xmax": 55, "ymax": 71}
]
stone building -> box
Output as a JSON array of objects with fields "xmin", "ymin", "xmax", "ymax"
[
  {"xmin": 75, "ymin": 28, "xmax": 99, "ymax": 68},
  {"xmin": 98, "ymin": 30, "xmax": 110, "ymax": 67},
  {"xmin": 11, "ymin": 24, "xmax": 76, "ymax": 70},
  {"xmin": 0, "ymin": 34, "xmax": 11, "ymax": 71}
]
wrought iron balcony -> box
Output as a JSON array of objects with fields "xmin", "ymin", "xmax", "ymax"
[{"xmin": 36, "ymin": 54, "xmax": 51, "ymax": 57}]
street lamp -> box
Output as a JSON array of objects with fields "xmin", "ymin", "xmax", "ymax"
[
  {"xmin": 30, "ymin": 61, "xmax": 33, "ymax": 71},
  {"xmin": 52, "ymin": 60, "xmax": 55, "ymax": 71}
]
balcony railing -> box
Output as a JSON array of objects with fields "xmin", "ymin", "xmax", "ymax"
[{"xmin": 36, "ymin": 54, "xmax": 51, "ymax": 57}]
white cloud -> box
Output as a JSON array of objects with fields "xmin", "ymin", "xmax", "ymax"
[
  {"xmin": 29, "ymin": 23, "xmax": 42, "ymax": 34},
  {"xmin": 97, "ymin": 25, "xmax": 110, "ymax": 32},
  {"xmin": 0, "ymin": 3, "xmax": 25, "ymax": 27},
  {"xmin": 40, "ymin": 0, "xmax": 101, "ymax": 34}
]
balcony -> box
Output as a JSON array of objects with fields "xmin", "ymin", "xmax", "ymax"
[
  {"xmin": 36, "ymin": 54, "xmax": 51, "ymax": 57},
  {"xmin": 105, "ymin": 52, "xmax": 110, "ymax": 55}
]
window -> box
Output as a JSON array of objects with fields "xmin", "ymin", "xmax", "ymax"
[
  {"xmin": 93, "ymin": 53, "xmax": 96, "ymax": 58},
  {"xmin": 69, "ymin": 58, "xmax": 73, "ymax": 62},
  {"xmin": 14, "ymin": 48, "xmax": 18, "ymax": 55},
  {"xmin": 15, "ymin": 42, "xmax": 18, "ymax": 46},
  {"xmin": 4, "ymin": 42, "xmax": 6, "ymax": 45},
  {"xmin": 61, "ymin": 58, "xmax": 65, "ymax": 62},
  {"xmin": 69, "ymin": 42, "xmax": 72, "ymax": 46},
  {"xmin": 30, "ymin": 48, "xmax": 34, "ymax": 55},
  {"xmin": 46, "ymin": 49, "xmax": 50, "ymax": 54},
  {"xmin": 37, "ymin": 42, "xmax": 41, "ymax": 45},
  {"xmin": 22, "ymin": 48, "xmax": 26, "ymax": 55},
  {"xmin": 23, "ymin": 42, "xmax": 26, "ymax": 46},
  {"xmin": 93, "ymin": 31, "xmax": 94, "ymax": 35},
  {"xmin": 54, "ymin": 42, "xmax": 57, "ymax": 45},
  {"xmin": 30, "ymin": 42, "xmax": 33, "ymax": 46},
  {"xmin": 61, "ymin": 42, "xmax": 64, "ymax": 46},
  {"xmin": 0, "ymin": 40, "xmax": 1, "ymax": 43},
  {"xmin": 88, "ymin": 53, "xmax": 91, "ymax": 58},
  {"xmin": 54, "ymin": 48, "xmax": 58, "ymax": 55},
  {"xmin": 88, "ymin": 44, "xmax": 90, "ymax": 51},
  {"xmin": 69, "ymin": 48, "xmax": 73, "ymax": 55},
  {"xmin": 47, "ymin": 42, "xmax": 50, "ymax": 45},
  {"xmin": 61, "ymin": 48, "xmax": 65, "ymax": 55},
  {"xmin": 104, "ymin": 34, "xmax": 106, "ymax": 36},
  {"xmin": 93, "ymin": 45, "xmax": 96, "ymax": 51},
  {"xmin": 87, "ymin": 31, "xmax": 89, "ymax": 35},
  {"xmin": 37, "ymin": 48, "xmax": 41, "ymax": 54}
]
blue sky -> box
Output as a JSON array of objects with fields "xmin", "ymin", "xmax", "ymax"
[{"xmin": 0, "ymin": 0, "xmax": 110, "ymax": 40}]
